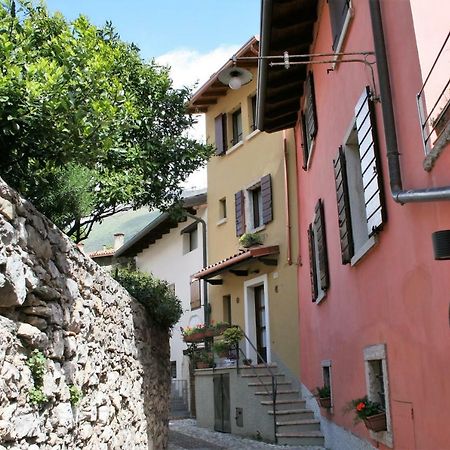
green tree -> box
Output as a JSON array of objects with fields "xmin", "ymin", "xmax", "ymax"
[{"xmin": 0, "ymin": 1, "xmax": 212, "ymax": 241}]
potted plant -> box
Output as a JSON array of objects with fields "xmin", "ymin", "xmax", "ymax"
[
  {"xmin": 222, "ymin": 326, "xmax": 244, "ymax": 347},
  {"xmin": 182, "ymin": 324, "xmax": 206, "ymax": 343},
  {"xmin": 315, "ymin": 385, "xmax": 332, "ymax": 409},
  {"xmin": 239, "ymin": 232, "xmax": 263, "ymax": 248},
  {"xmin": 213, "ymin": 340, "xmax": 231, "ymax": 358},
  {"xmin": 242, "ymin": 358, "xmax": 253, "ymax": 366},
  {"xmin": 195, "ymin": 350, "xmax": 214, "ymax": 369},
  {"xmin": 347, "ymin": 396, "xmax": 387, "ymax": 432}
]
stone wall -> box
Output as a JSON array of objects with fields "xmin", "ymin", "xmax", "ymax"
[{"xmin": 0, "ymin": 179, "xmax": 170, "ymax": 450}]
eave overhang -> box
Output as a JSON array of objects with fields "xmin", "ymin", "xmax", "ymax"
[
  {"xmin": 193, "ymin": 245, "xmax": 280, "ymax": 280},
  {"xmin": 257, "ymin": 0, "xmax": 318, "ymax": 133},
  {"xmin": 187, "ymin": 36, "xmax": 260, "ymax": 114}
]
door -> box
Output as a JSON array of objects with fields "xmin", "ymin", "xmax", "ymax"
[
  {"xmin": 254, "ymin": 285, "xmax": 267, "ymax": 363},
  {"xmin": 213, "ymin": 374, "xmax": 231, "ymax": 433}
]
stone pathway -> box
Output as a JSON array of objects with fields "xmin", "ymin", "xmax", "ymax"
[{"xmin": 168, "ymin": 419, "xmax": 326, "ymax": 450}]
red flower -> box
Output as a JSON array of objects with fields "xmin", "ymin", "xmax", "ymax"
[{"xmin": 356, "ymin": 402, "xmax": 366, "ymax": 411}]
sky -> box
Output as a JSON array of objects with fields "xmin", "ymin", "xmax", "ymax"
[{"xmin": 45, "ymin": 0, "xmax": 260, "ymax": 188}]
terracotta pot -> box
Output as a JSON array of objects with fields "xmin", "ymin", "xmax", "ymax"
[
  {"xmin": 196, "ymin": 361, "xmax": 211, "ymax": 369},
  {"xmin": 363, "ymin": 412, "xmax": 387, "ymax": 432},
  {"xmin": 204, "ymin": 329, "xmax": 215, "ymax": 337},
  {"xmin": 184, "ymin": 331, "xmax": 205, "ymax": 343},
  {"xmin": 318, "ymin": 397, "xmax": 332, "ymax": 409}
]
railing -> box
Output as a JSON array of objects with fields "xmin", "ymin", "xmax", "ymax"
[
  {"xmin": 417, "ymin": 31, "xmax": 450, "ymax": 154},
  {"xmin": 170, "ymin": 379, "xmax": 188, "ymax": 405},
  {"xmin": 235, "ymin": 327, "xmax": 278, "ymax": 444}
]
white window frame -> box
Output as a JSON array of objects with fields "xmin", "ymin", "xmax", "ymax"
[
  {"xmin": 364, "ymin": 344, "xmax": 393, "ymax": 447},
  {"xmin": 244, "ymin": 180, "xmax": 265, "ymax": 233}
]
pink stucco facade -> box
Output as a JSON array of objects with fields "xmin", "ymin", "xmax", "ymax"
[{"xmin": 294, "ymin": 1, "xmax": 450, "ymax": 449}]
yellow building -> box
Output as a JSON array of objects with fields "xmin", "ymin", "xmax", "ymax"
[{"xmin": 189, "ymin": 37, "xmax": 300, "ymax": 379}]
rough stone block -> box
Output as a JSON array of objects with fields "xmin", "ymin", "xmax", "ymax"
[{"xmin": 0, "ymin": 198, "xmax": 16, "ymax": 221}]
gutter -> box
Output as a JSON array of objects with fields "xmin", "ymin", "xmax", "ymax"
[{"xmin": 369, "ymin": 0, "xmax": 450, "ymax": 203}]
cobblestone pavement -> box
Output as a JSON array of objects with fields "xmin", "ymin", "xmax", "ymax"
[{"xmin": 168, "ymin": 419, "xmax": 325, "ymax": 450}]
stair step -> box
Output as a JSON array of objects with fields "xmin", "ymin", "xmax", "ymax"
[
  {"xmin": 268, "ymin": 408, "xmax": 314, "ymax": 420},
  {"xmin": 276, "ymin": 431, "xmax": 325, "ymax": 446},
  {"xmin": 276, "ymin": 418, "xmax": 321, "ymax": 432},
  {"xmin": 248, "ymin": 381, "xmax": 291, "ymax": 387},
  {"xmin": 262, "ymin": 399, "xmax": 306, "ymax": 411},
  {"xmin": 255, "ymin": 389, "xmax": 298, "ymax": 395},
  {"xmin": 240, "ymin": 373, "xmax": 284, "ymax": 378}
]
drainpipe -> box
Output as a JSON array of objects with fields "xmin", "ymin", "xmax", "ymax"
[
  {"xmin": 282, "ymin": 131, "xmax": 292, "ymax": 265},
  {"xmin": 369, "ymin": 0, "xmax": 450, "ymax": 203},
  {"xmin": 185, "ymin": 212, "xmax": 209, "ymax": 325}
]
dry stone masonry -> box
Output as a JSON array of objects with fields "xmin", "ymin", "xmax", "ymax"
[{"xmin": 0, "ymin": 179, "xmax": 170, "ymax": 449}]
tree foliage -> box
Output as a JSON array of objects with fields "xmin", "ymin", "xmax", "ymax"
[
  {"xmin": 0, "ymin": 0, "xmax": 212, "ymax": 241},
  {"xmin": 113, "ymin": 267, "xmax": 183, "ymax": 331}
]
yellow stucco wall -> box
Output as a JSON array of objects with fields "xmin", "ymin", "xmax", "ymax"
[{"xmin": 203, "ymin": 68, "xmax": 301, "ymax": 377}]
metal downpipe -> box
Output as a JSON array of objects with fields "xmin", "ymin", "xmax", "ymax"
[{"xmin": 369, "ymin": 0, "xmax": 450, "ymax": 203}]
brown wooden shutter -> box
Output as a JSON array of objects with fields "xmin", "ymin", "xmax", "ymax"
[
  {"xmin": 333, "ymin": 146, "xmax": 354, "ymax": 264},
  {"xmin": 355, "ymin": 87, "xmax": 386, "ymax": 237},
  {"xmin": 307, "ymin": 224, "xmax": 318, "ymax": 301},
  {"xmin": 328, "ymin": 0, "xmax": 350, "ymax": 51},
  {"xmin": 190, "ymin": 279, "xmax": 201, "ymax": 310},
  {"xmin": 314, "ymin": 199, "xmax": 329, "ymax": 291},
  {"xmin": 215, "ymin": 113, "xmax": 227, "ymax": 155},
  {"xmin": 305, "ymin": 72, "xmax": 318, "ymax": 139},
  {"xmin": 235, "ymin": 190, "xmax": 245, "ymax": 236},
  {"xmin": 261, "ymin": 174, "xmax": 273, "ymax": 224}
]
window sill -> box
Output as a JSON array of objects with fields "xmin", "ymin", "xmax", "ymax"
[
  {"xmin": 227, "ymin": 140, "xmax": 243, "ymax": 155},
  {"xmin": 245, "ymin": 129, "xmax": 261, "ymax": 142},
  {"xmin": 217, "ymin": 218, "xmax": 227, "ymax": 226},
  {"xmin": 350, "ymin": 235, "xmax": 378, "ymax": 267},
  {"xmin": 247, "ymin": 224, "xmax": 266, "ymax": 234}
]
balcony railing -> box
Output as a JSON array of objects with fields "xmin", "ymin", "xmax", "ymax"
[{"xmin": 417, "ymin": 31, "xmax": 450, "ymax": 154}]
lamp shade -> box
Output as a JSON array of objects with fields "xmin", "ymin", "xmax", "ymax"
[{"xmin": 218, "ymin": 66, "xmax": 253, "ymax": 90}]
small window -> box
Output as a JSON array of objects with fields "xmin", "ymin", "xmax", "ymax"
[
  {"xmin": 308, "ymin": 199, "xmax": 329, "ymax": 303},
  {"xmin": 250, "ymin": 185, "xmax": 263, "ymax": 229},
  {"xmin": 249, "ymin": 94, "xmax": 257, "ymax": 132},
  {"xmin": 219, "ymin": 197, "xmax": 227, "ymax": 220},
  {"xmin": 182, "ymin": 222, "xmax": 199, "ymax": 254},
  {"xmin": 190, "ymin": 278, "xmax": 201, "ymax": 310},
  {"xmin": 328, "ymin": 0, "xmax": 351, "ymax": 52},
  {"xmin": 231, "ymin": 108, "xmax": 243, "ymax": 146},
  {"xmin": 170, "ymin": 361, "xmax": 177, "ymax": 379},
  {"xmin": 223, "ymin": 295, "xmax": 232, "ymax": 324},
  {"xmin": 301, "ymin": 72, "xmax": 318, "ymax": 169}
]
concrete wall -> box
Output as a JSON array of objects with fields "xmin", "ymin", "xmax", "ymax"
[
  {"xmin": 0, "ymin": 179, "xmax": 170, "ymax": 449},
  {"xmin": 203, "ymin": 67, "xmax": 301, "ymax": 378},
  {"xmin": 295, "ymin": 1, "xmax": 450, "ymax": 449},
  {"xmin": 135, "ymin": 207, "xmax": 206, "ymax": 389}
]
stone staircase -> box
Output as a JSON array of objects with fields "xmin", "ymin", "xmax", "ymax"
[{"xmin": 240, "ymin": 364, "xmax": 325, "ymax": 448}]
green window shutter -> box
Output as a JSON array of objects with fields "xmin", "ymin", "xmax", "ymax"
[
  {"xmin": 354, "ymin": 87, "xmax": 386, "ymax": 236},
  {"xmin": 333, "ymin": 146, "xmax": 354, "ymax": 264}
]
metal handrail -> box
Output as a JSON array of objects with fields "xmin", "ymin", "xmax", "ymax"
[{"xmin": 235, "ymin": 326, "xmax": 278, "ymax": 444}]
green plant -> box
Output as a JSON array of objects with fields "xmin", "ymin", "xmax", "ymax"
[
  {"xmin": 196, "ymin": 350, "xmax": 213, "ymax": 365},
  {"xmin": 346, "ymin": 396, "xmax": 384, "ymax": 423},
  {"xmin": 212, "ymin": 340, "xmax": 231, "ymax": 354},
  {"xmin": 315, "ymin": 385, "xmax": 331, "ymax": 398},
  {"xmin": 69, "ymin": 385, "xmax": 83, "ymax": 406},
  {"xmin": 239, "ymin": 232, "xmax": 263, "ymax": 248},
  {"xmin": 223, "ymin": 326, "xmax": 244, "ymax": 346},
  {"xmin": 26, "ymin": 350, "xmax": 46, "ymax": 383},
  {"xmin": 28, "ymin": 387, "xmax": 48, "ymax": 406},
  {"xmin": 113, "ymin": 268, "xmax": 182, "ymax": 330}
]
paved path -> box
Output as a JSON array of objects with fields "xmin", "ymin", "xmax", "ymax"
[{"xmin": 168, "ymin": 419, "xmax": 325, "ymax": 450}]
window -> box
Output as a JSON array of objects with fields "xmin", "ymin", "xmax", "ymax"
[
  {"xmin": 301, "ymin": 72, "xmax": 318, "ymax": 169},
  {"xmin": 321, "ymin": 360, "xmax": 332, "ymax": 404},
  {"xmin": 231, "ymin": 108, "xmax": 243, "ymax": 146},
  {"xmin": 223, "ymin": 295, "xmax": 231, "ymax": 324},
  {"xmin": 308, "ymin": 199, "xmax": 329, "ymax": 303},
  {"xmin": 364, "ymin": 344, "xmax": 392, "ymax": 446},
  {"xmin": 333, "ymin": 87, "xmax": 386, "ymax": 265},
  {"xmin": 190, "ymin": 278, "xmax": 201, "ymax": 310},
  {"xmin": 235, "ymin": 174, "xmax": 273, "ymax": 236},
  {"xmin": 249, "ymin": 94, "xmax": 257, "ymax": 131},
  {"xmin": 170, "ymin": 361, "xmax": 177, "ymax": 379},
  {"xmin": 181, "ymin": 222, "xmax": 199, "ymax": 254},
  {"xmin": 328, "ymin": 0, "xmax": 351, "ymax": 52},
  {"xmin": 219, "ymin": 197, "xmax": 227, "ymax": 221},
  {"xmin": 215, "ymin": 113, "xmax": 227, "ymax": 156}
]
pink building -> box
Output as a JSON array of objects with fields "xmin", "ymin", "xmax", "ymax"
[{"xmin": 257, "ymin": 1, "xmax": 450, "ymax": 449}]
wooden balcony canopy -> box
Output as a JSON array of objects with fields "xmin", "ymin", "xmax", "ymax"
[{"xmin": 257, "ymin": 0, "xmax": 318, "ymax": 133}]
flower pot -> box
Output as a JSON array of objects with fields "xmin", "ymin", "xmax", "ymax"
[
  {"xmin": 363, "ymin": 412, "xmax": 387, "ymax": 432},
  {"xmin": 318, "ymin": 397, "xmax": 332, "ymax": 409},
  {"xmin": 196, "ymin": 361, "xmax": 211, "ymax": 369},
  {"xmin": 184, "ymin": 331, "xmax": 205, "ymax": 343},
  {"xmin": 204, "ymin": 329, "xmax": 215, "ymax": 337}
]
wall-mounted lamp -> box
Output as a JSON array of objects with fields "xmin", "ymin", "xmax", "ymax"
[
  {"xmin": 432, "ymin": 230, "xmax": 450, "ymax": 260},
  {"xmin": 218, "ymin": 66, "xmax": 253, "ymax": 90}
]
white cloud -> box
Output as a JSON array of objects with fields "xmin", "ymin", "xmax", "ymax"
[{"xmin": 157, "ymin": 45, "xmax": 239, "ymax": 190}]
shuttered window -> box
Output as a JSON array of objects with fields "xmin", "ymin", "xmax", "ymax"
[
  {"xmin": 333, "ymin": 87, "xmax": 386, "ymax": 265},
  {"xmin": 235, "ymin": 190, "xmax": 245, "ymax": 236},
  {"xmin": 215, "ymin": 113, "xmax": 227, "ymax": 155},
  {"xmin": 333, "ymin": 146, "xmax": 354, "ymax": 264},
  {"xmin": 190, "ymin": 279, "xmax": 201, "ymax": 310},
  {"xmin": 261, "ymin": 174, "xmax": 273, "ymax": 225},
  {"xmin": 301, "ymin": 72, "xmax": 318, "ymax": 169},
  {"xmin": 328, "ymin": 0, "xmax": 350, "ymax": 51},
  {"xmin": 308, "ymin": 199, "xmax": 329, "ymax": 302}
]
